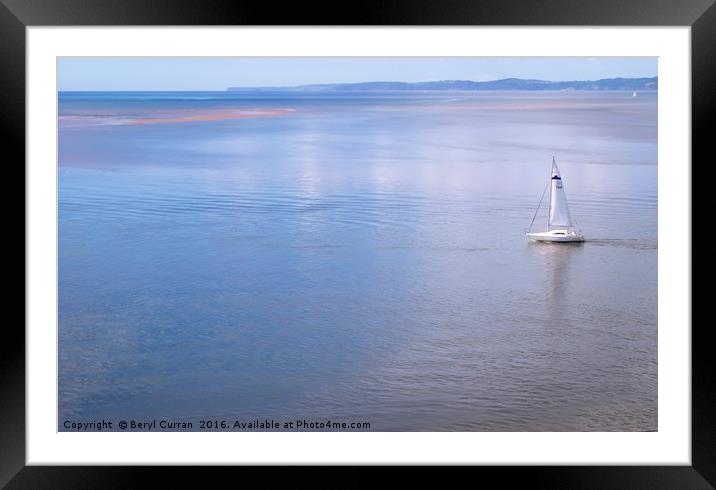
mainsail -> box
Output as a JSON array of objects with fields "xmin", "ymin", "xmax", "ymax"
[{"xmin": 548, "ymin": 158, "xmax": 573, "ymax": 229}]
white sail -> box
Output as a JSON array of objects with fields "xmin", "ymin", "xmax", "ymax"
[{"xmin": 548, "ymin": 159, "xmax": 573, "ymax": 229}]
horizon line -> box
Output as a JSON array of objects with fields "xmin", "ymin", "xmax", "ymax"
[{"xmin": 59, "ymin": 75, "xmax": 658, "ymax": 93}]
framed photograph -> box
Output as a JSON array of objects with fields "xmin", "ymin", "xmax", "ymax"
[{"xmin": 7, "ymin": 0, "xmax": 710, "ymax": 486}]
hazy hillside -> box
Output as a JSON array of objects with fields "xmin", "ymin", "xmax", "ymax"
[{"xmin": 228, "ymin": 77, "xmax": 657, "ymax": 92}]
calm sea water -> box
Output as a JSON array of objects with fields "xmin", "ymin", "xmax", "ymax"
[{"xmin": 58, "ymin": 91, "xmax": 657, "ymax": 431}]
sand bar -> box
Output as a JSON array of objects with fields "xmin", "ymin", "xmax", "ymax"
[{"xmin": 130, "ymin": 108, "xmax": 294, "ymax": 125}]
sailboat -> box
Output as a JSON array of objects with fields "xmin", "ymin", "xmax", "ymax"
[
  {"xmin": 527, "ymin": 157, "xmax": 584, "ymax": 243},
  {"xmin": 632, "ymin": 91, "xmax": 637, "ymax": 97}
]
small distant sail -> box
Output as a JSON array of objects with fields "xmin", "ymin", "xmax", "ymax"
[
  {"xmin": 632, "ymin": 91, "xmax": 637, "ymax": 97},
  {"xmin": 548, "ymin": 158, "xmax": 573, "ymax": 230}
]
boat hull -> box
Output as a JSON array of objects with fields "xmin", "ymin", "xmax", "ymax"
[{"xmin": 527, "ymin": 230, "xmax": 584, "ymax": 243}]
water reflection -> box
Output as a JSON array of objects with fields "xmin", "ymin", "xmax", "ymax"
[{"xmin": 529, "ymin": 242, "xmax": 583, "ymax": 320}]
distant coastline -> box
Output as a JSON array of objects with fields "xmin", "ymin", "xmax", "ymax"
[{"xmin": 227, "ymin": 77, "xmax": 657, "ymax": 93}]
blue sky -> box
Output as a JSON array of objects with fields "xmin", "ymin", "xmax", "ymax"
[{"xmin": 58, "ymin": 57, "xmax": 657, "ymax": 91}]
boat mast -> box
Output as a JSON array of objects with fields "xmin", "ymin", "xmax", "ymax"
[{"xmin": 548, "ymin": 156, "xmax": 554, "ymax": 231}]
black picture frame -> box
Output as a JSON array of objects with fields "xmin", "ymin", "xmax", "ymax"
[{"xmin": 5, "ymin": 0, "xmax": 710, "ymax": 486}]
